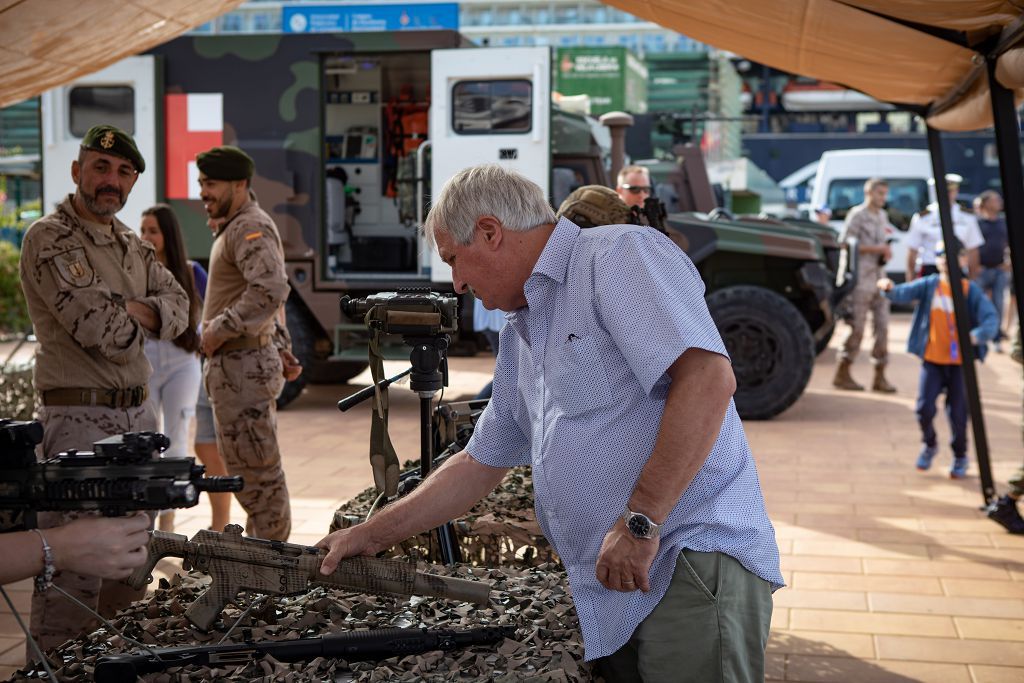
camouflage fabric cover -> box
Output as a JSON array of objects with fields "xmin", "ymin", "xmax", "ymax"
[
  {"xmin": 556, "ymin": 185, "xmax": 632, "ymax": 229},
  {"xmin": 11, "ymin": 564, "xmax": 591, "ymax": 682},
  {"xmin": 0, "ymin": 359, "xmax": 35, "ymax": 420},
  {"xmin": 331, "ymin": 465, "xmax": 560, "ymax": 570}
]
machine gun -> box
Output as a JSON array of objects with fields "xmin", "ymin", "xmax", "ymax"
[
  {"xmin": 631, "ymin": 196, "xmax": 669, "ymax": 234},
  {"xmin": 93, "ymin": 625, "xmax": 514, "ymax": 682},
  {"xmin": 0, "ymin": 419, "xmax": 243, "ymax": 529},
  {"xmin": 127, "ymin": 524, "xmax": 493, "ymax": 631}
]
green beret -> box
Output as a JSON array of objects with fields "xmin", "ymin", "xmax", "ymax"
[
  {"xmin": 557, "ymin": 185, "xmax": 632, "ymax": 229},
  {"xmin": 196, "ymin": 146, "xmax": 254, "ymax": 181},
  {"xmin": 80, "ymin": 125, "xmax": 145, "ymax": 173}
]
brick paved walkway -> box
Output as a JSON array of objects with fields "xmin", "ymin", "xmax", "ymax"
[{"xmin": 2, "ymin": 313, "xmax": 1022, "ymax": 681}]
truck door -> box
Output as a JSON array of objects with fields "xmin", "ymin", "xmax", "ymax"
[
  {"xmin": 41, "ymin": 56, "xmax": 158, "ymax": 231},
  {"xmin": 428, "ymin": 46, "xmax": 551, "ymax": 283}
]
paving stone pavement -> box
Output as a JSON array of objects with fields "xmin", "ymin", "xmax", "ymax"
[{"xmin": 2, "ymin": 312, "xmax": 1022, "ymax": 681}]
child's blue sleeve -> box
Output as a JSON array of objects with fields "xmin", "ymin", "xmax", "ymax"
[{"xmin": 884, "ymin": 278, "xmax": 928, "ymax": 305}]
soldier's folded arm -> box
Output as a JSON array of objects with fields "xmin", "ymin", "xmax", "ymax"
[
  {"xmin": 134, "ymin": 252, "xmax": 188, "ymax": 341},
  {"xmin": 216, "ymin": 225, "xmax": 291, "ymax": 339},
  {"xmin": 23, "ymin": 235, "xmax": 144, "ymax": 364}
]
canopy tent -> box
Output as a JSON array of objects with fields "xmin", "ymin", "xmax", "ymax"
[
  {"xmin": 604, "ymin": 0, "xmax": 1024, "ymax": 131},
  {"xmin": 0, "ymin": 0, "xmax": 244, "ymax": 109}
]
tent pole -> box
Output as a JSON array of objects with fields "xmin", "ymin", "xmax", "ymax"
[
  {"xmin": 986, "ymin": 59, "xmax": 1024, "ymax": 353},
  {"xmin": 925, "ymin": 125, "xmax": 995, "ymax": 505}
]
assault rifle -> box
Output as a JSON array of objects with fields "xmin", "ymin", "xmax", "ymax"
[
  {"xmin": 93, "ymin": 625, "xmax": 514, "ymax": 682},
  {"xmin": 127, "ymin": 524, "xmax": 493, "ymax": 630},
  {"xmin": 0, "ymin": 419, "xmax": 243, "ymax": 528}
]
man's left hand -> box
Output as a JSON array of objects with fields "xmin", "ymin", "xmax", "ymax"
[
  {"xmin": 201, "ymin": 328, "xmax": 229, "ymax": 356},
  {"xmin": 280, "ymin": 349, "xmax": 303, "ymax": 381},
  {"xmin": 595, "ymin": 519, "xmax": 658, "ymax": 592}
]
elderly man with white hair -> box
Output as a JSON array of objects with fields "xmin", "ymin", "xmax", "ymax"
[{"xmin": 317, "ymin": 164, "xmax": 783, "ymax": 682}]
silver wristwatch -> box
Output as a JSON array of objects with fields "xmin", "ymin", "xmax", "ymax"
[{"xmin": 622, "ymin": 507, "xmax": 664, "ymax": 540}]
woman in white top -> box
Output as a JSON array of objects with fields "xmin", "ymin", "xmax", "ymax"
[{"xmin": 140, "ymin": 205, "xmax": 205, "ymax": 530}]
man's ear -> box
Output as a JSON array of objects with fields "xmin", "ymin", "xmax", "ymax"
[
  {"xmin": 476, "ymin": 215, "xmax": 504, "ymax": 250},
  {"xmin": 71, "ymin": 160, "xmax": 80, "ymax": 185}
]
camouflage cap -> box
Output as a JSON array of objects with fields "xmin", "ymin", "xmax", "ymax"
[
  {"xmin": 80, "ymin": 125, "xmax": 145, "ymax": 173},
  {"xmin": 196, "ymin": 145, "xmax": 254, "ymax": 181},
  {"xmin": 556, "ymin": 185, "xmax": 632, "ymax": 229}
]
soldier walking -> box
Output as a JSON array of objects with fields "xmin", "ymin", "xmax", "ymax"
[
  {"xmin": 20, "ymin": 125, "xmax": 188, "ymax": 652},
  {"xmin": 197, "ymin": 146, "xmax": 297, "ymax": 541},
  {"xmin": 834, "ymin": 178, "xmax": 897, "ymax": 392}
]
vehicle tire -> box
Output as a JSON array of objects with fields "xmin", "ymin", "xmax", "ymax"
[
  {"xmin": 706, "ymin": 285, "xmax": 814, "ymax": 420},
  {"xmin": 277, "ymin": 295, "xmax": 368, "ymax": 410}
]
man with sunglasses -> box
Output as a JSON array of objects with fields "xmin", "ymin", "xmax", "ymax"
[{"xmin": 616, "ymin": 165, "xmax": 653, "ymax": 209}]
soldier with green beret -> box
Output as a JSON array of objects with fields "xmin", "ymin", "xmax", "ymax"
[
  {"xmin": 196, "ymin": 145, "xmax": 254, "ymax": 181},
  {"xmin": 197, "ymin": 144, "xmax": 299, "ymax": 542},
  {"xmin": 21, "ymin": 123, "xmax": 188, "ymax": 654},
  {"xmin": 80, "ymin": 124, "xmax": 146, "ymax": 173}
]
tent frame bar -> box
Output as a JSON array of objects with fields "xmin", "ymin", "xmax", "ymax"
[{"xmin": 924, "ymin": 126, "xmax": 995, "ymax": 504}]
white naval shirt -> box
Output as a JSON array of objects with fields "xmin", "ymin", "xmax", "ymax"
[{"xmin": 905, "ymin": 202, "xmax": 984, "ymax": 269}]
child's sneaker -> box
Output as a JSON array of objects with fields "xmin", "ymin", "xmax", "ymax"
[
  {"xmin": 950, "ymin": 457, "xmax": 969, "ymax": 479},
  {"xmin": 916, "ymin": 444, "xmax": 937, "ymax": 470}
]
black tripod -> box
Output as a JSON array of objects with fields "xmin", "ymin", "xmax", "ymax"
[{"xmin": 337, "ymin": 335, "xmax": 462, "ymax": 565}]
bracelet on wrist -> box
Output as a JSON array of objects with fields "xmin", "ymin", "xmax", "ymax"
[{"xmin": 32, "ymin": 528, "xmax": 56, "ymax": 593}]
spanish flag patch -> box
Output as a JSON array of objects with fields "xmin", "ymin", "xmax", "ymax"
[{"xmin": 245, "ymin": 232, "xmax": 263, "ymax": 241}]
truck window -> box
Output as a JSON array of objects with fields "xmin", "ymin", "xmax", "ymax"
[
  {"xmin": 827, "ymin": 178, "xmax": 928, "ymax": 231},
  {"xmin": 452, "ymin": 80, "xmax": 532, "ymax": 134},
  {"xmin": 69, "ymin": 86, "xmax": 135, "ymax": 137}
]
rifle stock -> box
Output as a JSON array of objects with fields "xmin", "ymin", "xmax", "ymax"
[
  {"xmin": 126, "ymin": 530, "xmax": 189, "ymax": 590},
  {"xmin": 134, "ymin": 524, "xmax": 492, "ymax": 630}
]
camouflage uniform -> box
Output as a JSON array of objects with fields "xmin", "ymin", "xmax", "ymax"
[
  {"xmin": 20, "ymin": 196, "xmax": 188, "ymax": 652},
  {"xmin": 838, "ymin": 202, "xmax": 892, "ymax": 366},
  {"xmin": 203, "ymin": 198, "xmax": 292, "ymax": 541}
]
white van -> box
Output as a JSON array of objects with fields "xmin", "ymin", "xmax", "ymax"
[{"xmin": 810, "ymin": 149, "xmax": 936, "ymax": 280}]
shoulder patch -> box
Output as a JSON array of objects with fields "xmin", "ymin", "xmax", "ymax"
[
  {"xmin": 244, "ymin": 231, "xmax": 264, "ymax": 241},
  {"xmin": 50, "ymin": 247, "xmax": 95, "ymax": 288}
]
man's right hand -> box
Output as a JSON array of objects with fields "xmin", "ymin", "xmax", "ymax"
[
  {"xmin": 48, "ymin": 513, "xmax": 150, "ymax": 580},
  {"xmin": 316, "ymin": 526, "xmax": 377, "ymax": 575},
  {"xmin": 877, "ymin": 278, "xmax": 894, "ymax": 292}
]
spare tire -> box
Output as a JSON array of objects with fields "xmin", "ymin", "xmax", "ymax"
[{"xmin": 706, "ymin": 285, "xmax": 814, "ymax": 420}]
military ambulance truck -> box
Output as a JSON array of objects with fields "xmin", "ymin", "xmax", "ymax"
[{"xmin": 39, "ymin": 31, "xmax": 840, "ymax": 418}]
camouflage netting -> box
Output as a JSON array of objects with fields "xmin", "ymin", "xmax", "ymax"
[
  {"xmin": 10, "ymin": 563, "xmax": 594, "ymax": 682},
  {"xmin": 331, "ymin": 466, "xmax": 561, "ymax": 570},
  {"xmin": 0, "ymin": 360, "xmax": 35, "ymax": 420}
]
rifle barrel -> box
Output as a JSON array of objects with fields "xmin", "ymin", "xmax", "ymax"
[{"xmin": 94, "ymin": 626, "xmax": 513, "ymax": 682}]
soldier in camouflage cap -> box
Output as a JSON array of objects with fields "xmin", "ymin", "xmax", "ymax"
[
  {"xmin": 556, "ymin": 185, "xmax": 633, "ymax": 228},
  {"xmin": 20, "ymin": 123, "xmax": 188, "ymax": 654},
  {"xmin": 198, "ymin": 144, "xmax": 299, "ymax": 542}
]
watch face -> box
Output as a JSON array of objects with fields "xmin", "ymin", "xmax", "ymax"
[{"xmin": 628, "ymin": 514, "xmax": 651, "ymax": 538}]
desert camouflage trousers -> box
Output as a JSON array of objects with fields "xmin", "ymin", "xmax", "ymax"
[
  {"xmin": 205, "ymin": 345, "xmax": 291, "ymax": 541},
  {"xmin": 29, "ymin": 403, "xmax": 156, "ymax": 657},
  {"xmin": 839, "ymin": 287, "xmax": 891, "ymax": 366}
]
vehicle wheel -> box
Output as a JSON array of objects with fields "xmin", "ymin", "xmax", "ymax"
[
  {"xmin": 277, "ymin": 295, "xmax": 368, "ymax": 410},
  {"xmin": 706, "ymin": 285, "xmax": 814, "ymax": 420}
]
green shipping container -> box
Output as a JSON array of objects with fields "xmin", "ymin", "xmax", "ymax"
[{"xmin": 554, "ymin": 47, "xmax": 648, "ymax": 116}]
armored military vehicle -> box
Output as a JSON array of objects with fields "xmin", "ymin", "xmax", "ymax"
[{"xmin": 38, "ymin": 32, "xmax": 847, "ymax": 418}]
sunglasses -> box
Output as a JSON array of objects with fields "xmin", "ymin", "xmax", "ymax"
[{"xmin": 622, "ymin": 185, "xmax": 652, "ymax": 194}]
